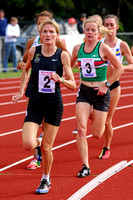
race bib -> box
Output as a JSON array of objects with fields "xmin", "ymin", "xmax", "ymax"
[
  {"xmin": 81, "ymin": 58, "xmax": 96, "ymax": 78},
  {"xmin": 38, "ymin": 70, "xmax": 56, "ymax": 93}
]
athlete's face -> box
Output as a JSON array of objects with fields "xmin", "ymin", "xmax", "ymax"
[
  {"xmin": 41, "ymin": 24, "xmax": 58, "ymax": 45},
  {"xmin": 104, "ymin": 18, "xmax": 119, "ymax": 36},
  {"xmin": 84, "ymin": 22, "xmax": 99, "ymax": 42},
  {"xmin": 37, "ymin": 16, "xmax": 49, "ymax": 32}
]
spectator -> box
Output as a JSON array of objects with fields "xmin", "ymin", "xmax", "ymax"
[
  {"xmin": 0, "ymin": 9, "xmax": 8, "ymax": 62},
  {"xmin": 3, "ymin": 17, "xmax": 20, "ymax": 72},
  {"xmin": 77, "ymin": 13, "xmax": 86, "ymax": 33},
  {"xmin": 0, "ymin": 9, "xmax": 7, "ymax": 36},
  {"xmin": 66, "ymin": 17, "xmax": 79, "ymax": 35}
]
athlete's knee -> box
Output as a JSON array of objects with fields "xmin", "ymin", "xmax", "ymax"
[
  {"xmin": 105, "ymin": 119, "xmax": 112, "ymax": 128},
  {"xmin": 23, "ymin": 141, "xmax": 35, "ymax": 151},
  {"xmin": 77, "ymin": 127, "xmax": 86, "ymax": 136},
  {"xmin": 41, "ymin": 144, "xmax": 52, "ymax": 156},
  {"xmin": 92, "ymin": 128, "xmax": 104, "ymax": 139}
]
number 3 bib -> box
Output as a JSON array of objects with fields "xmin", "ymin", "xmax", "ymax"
[
  {"xmin": 38, "ymin": 70, "xmax": 56, "ymax": 93},
  {"xmin": 81, "ymin": 58, "xmax": 96, "ymax": 78}
]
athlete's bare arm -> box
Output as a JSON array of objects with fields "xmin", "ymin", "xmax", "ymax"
[{"xmin": 17, "ymin": 37, "xmax": 35, "ymax": 69}]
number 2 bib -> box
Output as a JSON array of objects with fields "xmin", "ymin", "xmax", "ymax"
[
  {"xmin": 38, "ymin": 70, "xmax": 56, "ymax": 93},
  {"xmin": 81, "ymin": 58, "xmax": 96, "ymax": 78}
]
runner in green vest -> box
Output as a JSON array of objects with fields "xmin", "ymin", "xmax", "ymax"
[{"xmin": 71, "ymin": 17, "xmax": 124, "ymax": 178}]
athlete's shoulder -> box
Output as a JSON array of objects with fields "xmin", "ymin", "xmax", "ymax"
[{"xmin": 26, "ymin": 37, "xmax": 35, "ymax": 49}]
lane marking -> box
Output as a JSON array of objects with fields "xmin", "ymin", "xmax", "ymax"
[
  {"xmin": 0, "ymin": 115, "xmax": 76, "ymax": 136},
  {"xmin": 0, "ymin": 85, "xmax": 132, "ymax": 99},
  {"xmin": 0, "ymin": 122, "xmax": 132, "ymax": 172},
  {"xmin": 0, "ymin": 78, "xmax": 133, "ymax": 91},
  {"xmin": 0, "ymin": 92, "xmax": 17, "ymax": 97},
  {"xmin": 0, "ymin": 99, "xmax": 27, "ymax": 106},
  {"xmin": 0, "ymin": 129, "xmax": 22, "ymax": 136},
  {"xmin": 68, "ymin": 160, "xmax": 133, "ymax": 200},
  {"xmin": 0, "ymin": 80, "xmax": 20, "ymax": 85},
  {"xmin": 0, "ymin": 102, "xmax": 76, "ymax": 119},
  {"xmin": 1, "ymin": 103, "xmax": 133, "ymax": 119},
  {"xmin": 0, "ymin": 81, "xmax": 79, "ymax": 91}
]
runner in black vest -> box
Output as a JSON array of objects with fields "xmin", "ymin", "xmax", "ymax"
[{"xmin": 12, "ymin": 19, "xmax": 76, "ymax": 194}]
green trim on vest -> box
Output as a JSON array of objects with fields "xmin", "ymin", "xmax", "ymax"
[{"xmin": 77, "ymin": 41, "xmax": 107, "ymax": 82}]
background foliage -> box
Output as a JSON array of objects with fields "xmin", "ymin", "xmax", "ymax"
[{"xmin": 0, "ymin": 0, "xmax": 133, "ymax": 31}]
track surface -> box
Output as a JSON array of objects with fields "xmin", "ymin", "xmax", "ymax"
[{"xmin": 0, "ymin": 72, "xmax": 133, "ymax": 200}]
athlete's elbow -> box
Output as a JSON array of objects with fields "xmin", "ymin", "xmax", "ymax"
[{"xmin": 120, "ymin": 65, "xmax": 124, "ymax": 75}]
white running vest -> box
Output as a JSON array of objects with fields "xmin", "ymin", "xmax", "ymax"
[
  {"xmin": 101, "ymin": 38, "xmax": 123, "ymax": 63},
  {"xmin": 32, "ymin": 35, "xmax": 42, "ymax": 47}
]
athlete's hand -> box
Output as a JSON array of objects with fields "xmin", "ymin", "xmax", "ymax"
[
  {"xmin": 94, "ymin": 85, "xmax": 108, "ymax": 96},
  {"xmin": 50, "ymin": 73, "xmax": 62, "ymax": 83},
  {"xmin": 12, "ymin": 93, "xmax": 23, "ymax": 103},
  {"xmin": 17, "ymin": 61, "xmax": 26, "ymax": 69}
]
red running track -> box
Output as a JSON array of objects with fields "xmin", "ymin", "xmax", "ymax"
[{"xmin": 0, "ymin": 72, "xmax": 133, "ymax": 200}]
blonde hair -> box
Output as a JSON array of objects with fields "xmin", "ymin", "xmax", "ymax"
[
  {"xmin": 39, "ymin": 19, "xmax": 60, "ymax": 34},
  {"xmin": 10, "ymin": 17, "xmax": 18, "ymax": 23},
  {"xmin": 83, "ymin": 17, "xmax": 112, "ymax": 36},
  {"xmin": 91, "ymin": 14, "xmax": 103, "ymax": 26}
]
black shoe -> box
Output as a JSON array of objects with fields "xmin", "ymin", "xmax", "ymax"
[
  {"xmin": 77, "ymin": 164, "xmax": 90, "ymax": 178},
  {"xmin": 36, "ymin": 179, "xmax": 51, "ymax": 194},
  {"xmin": 35, "ymin": 146, "xmax": 42, "ymax": 161},
  {"xmin": 35, "ymin": 133, "xmax": 43, "ymax": 161}
]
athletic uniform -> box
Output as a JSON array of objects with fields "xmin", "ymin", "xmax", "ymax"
[
  {"xmin": 76, "ymin": 41, "xmax": 110, "ymax": 112},
  {"xmin": 24, "ymin": 45, "xmax": 63, "ymax": 126},
  {"xmin": 101, "ymin": 38, "xmax": 123, "ymax": 91},
  {"xmin": 32, "ymin": 35, "xmax": 41, "ymax": 47}
]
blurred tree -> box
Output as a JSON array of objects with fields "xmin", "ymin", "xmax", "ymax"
[{"xmin": 0, "ymin": 0, "xmax": 132, "ymax": 31}]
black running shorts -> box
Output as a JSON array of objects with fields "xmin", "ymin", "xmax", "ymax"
[
  {"xmin": 76, "ymin": 83, "xmax": 110, "ymax": 112},
  {"xmin": 24, "ymin": 99, "xmax": 63, "ymax": 126}
]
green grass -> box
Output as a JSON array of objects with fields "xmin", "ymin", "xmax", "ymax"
[
  {"xmin": 0, "ymin": 63, "xmax": 22, "ymax": 79},
  {"xmin": 0, "ymin": 71, "xmax": 22, "ymax": 79}
]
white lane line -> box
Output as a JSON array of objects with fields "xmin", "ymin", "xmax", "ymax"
[
  {"xmin": 0, "ymin": 92, "xmax": 17, "ymax": 97},
  {"xmin": 120, "ymin": 93, "xmax": 133, "ymax": 97},
  {"xmin": 113, "ymin": 122, "xmax": 133, "ymax": 130},
  {"xmin": 0, "ymin": 86, "xmax": 20, "ymax": 90},
  {"xmin": 68, "ymin": 160, "xmax": 132, "ymax": 200},
  {"xmin": 121, "ymin": 75, "xmax": 133, "ymax": 78},
  {"xmin": 0, "ymin": 78, "xmax": 132, "ymax": 91},
  {"xmin": 0, "ymin": 102, "xmax": 76, "ymax": 119},
  {"xmin": 0, "ymin": 129, "xmax": 22, "ymax": 137},
  {"xmin": 0, "ymin": 116, "xmax": 76, "ymax": 136},
  {"xmin": 0, "ymin": 111, "xmax": 26, "ymax": 118},
  {"xmin": 0, "ymin": 99, "xmax": 27, "ymax": 106},
  {"xmin": 0, "ymin": 89, "xmax": 132, "ymax": 106},
  {"xmin": 120, "ymin": 80, "xmax": 133, "ymax": 83},
  {"xmin": 0, "ymin": 80, "xmax": 20, "ymax": 85},
  {"xmin": 0, "ymin": 84, "xmax": 132, "ymax": 98},
  {"xmin": 0, "ymin": 122, "xmax": 132, "ymax": 172},
  {"xmin": 0, "ymin": 81, "xmax": 79, "ymax": 91},
  {"xmin": 1, "ymin": 103, "xmax": 133, "ymax": 119},
  {"xmin": 0, "ymin": 92, "xmax": 78, "ymax": 105},
  {"xmin": 0, "ymin": 156, "xmax": 34, "ymax": 172}
]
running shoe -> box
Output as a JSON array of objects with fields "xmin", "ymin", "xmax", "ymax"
[
  {"xmin": 99, "ymin": 147, "xmax": 110, "ymax": 159},
  {"xmin": 77, "ymin": 164, "xmax": 90, "ymax": 178},
  {"xmin": 72, "ymin": 128, "xmax": 77, "ymax": 135},
  {"xmin": 27, "ymin": 158, "xmax": 41, "ymax": 170},
  {"xmin": 36, "ymin": 178, "xmax": 51, "ymax": 194}
]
